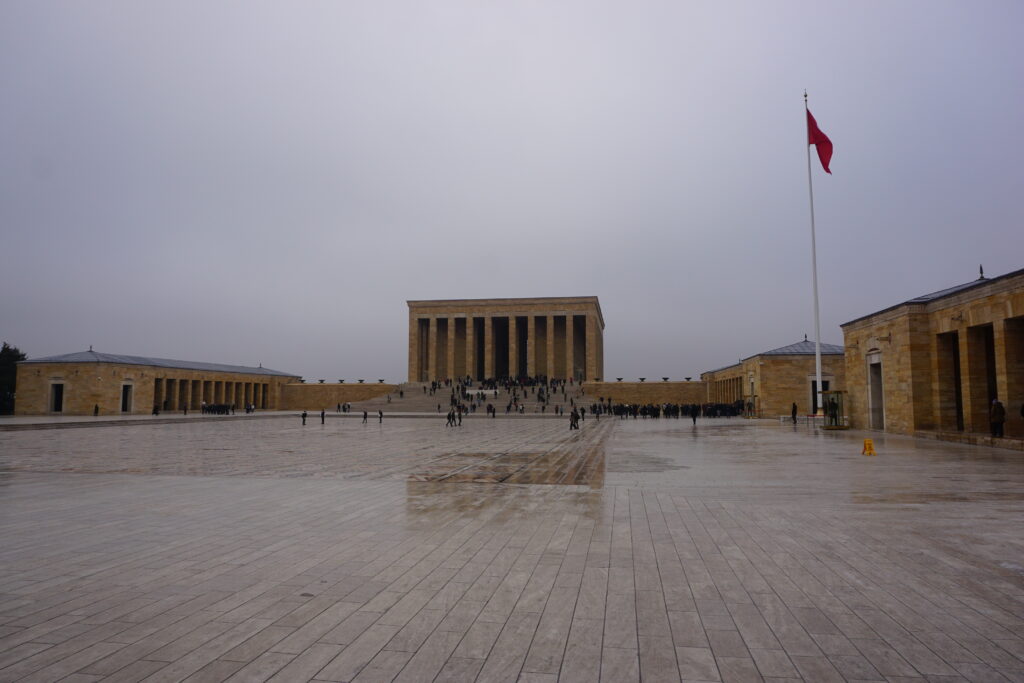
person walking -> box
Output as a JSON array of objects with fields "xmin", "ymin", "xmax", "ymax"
[
  {"xmin": 362, "ymin": 410, "xmax": 368, "ymax": 424},
  {"xmin": 990, "ymin": 399, "xmax": 1006, "ymax": 438},
  {"xmin": 378, "ymin": 410, "xmax": 383, "ymax": 424},
  {"xmin": 301, "ymin": 410, "xmax": 307, "ymax": 425},
  {"xmin": 320, "ymin": 409, "xmax": 325, "ymax": 425},
  {"xmin": 791, "ymin": 402, "xmax": 798, "ymax": 425}
]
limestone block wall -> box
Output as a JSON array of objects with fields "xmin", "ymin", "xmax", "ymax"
[
  {"xmin": 279, "ymin": 383, "xmax": 396, "ymax": 410},
  {"xmin": 15, "ymin": 362, "xmax": 297, "ymax": 416},
  {"xmin": 582, "ymin": 381, "xmax": 707, "ymax": 406},
  {"xmin": 843, "ymin": 312, "xmax": 916, "ymax": 433},
  {"xmin": 702, "ymin": 355, "xmax": 844, "ymax": 417},
  {"xmin": 758, "ymin": 355, "xmax": 845, "ymax": 417},
  {"xmin": 843, "ymin": 272, "xmax": 1024, "ymax": 438}
]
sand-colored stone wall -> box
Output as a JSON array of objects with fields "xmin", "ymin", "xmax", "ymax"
[
  {"xmin": 15, "ymin": 362, "xmax": 297, "ymax": 416},
  {"xmin": 582, "ymin": 381, "xmax": 707, "ymax": 406},
  {"xmin": 279, "ymin": 383, "xmax": 396, "ymax": 410},
  {"xmin": 843, "ymin": 271, "xmax": 1024, "ymax": 437},
  {"xmin": 758, "ymin": 355, "xmax": 845, "ymax": 417},
  {"xmin": 701, "ymin": 354, "xmax": 844, "ymax": 417}
]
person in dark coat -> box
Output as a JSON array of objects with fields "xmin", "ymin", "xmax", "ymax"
[
  {"xmin": 320, "ymin": 409, "xmax": 325, "ymax": 425},
  {"xmin": 301, "ymin": 410, "xmax": 307, "ymax": 425},
  {"xmin": 791, "ymin": 402, "xmax": 798, "ymax": 425},
  {"xmin": 990, "ymin": 399, "xmax": 1006, "ymax": 437}
]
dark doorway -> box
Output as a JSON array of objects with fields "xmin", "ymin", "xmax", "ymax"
[
  {"xmin": 473, "ymin": 318, "xmax": 485, "ymax": 379},
  {"xmin": 573, "ymin": 315, "xmax": 587, "ymax": 380},
  {"xmin": 50, "ymin": 383, "xmax": 64, "ymax": 413},
  {"xmin": 868, "ymin": 357, "xmax": 884, "ymax": 430},
  {"xmin": 493, "ymin": 317, "xmax": 509, "ymax": 378},
  {"xmin": 515, "ymin": 317, "xmax": 528, "ymax": 378},
  {"xmin": 810, "ymin": 379, "xmax": 829, "ymax": 415},
  {"xmin": 121, "ymin": 384, "xmax": 133, "ymax": 413}
]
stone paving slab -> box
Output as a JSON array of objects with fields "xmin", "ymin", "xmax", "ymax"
[{"xmin": 0, "ymin": 417, "xmax": 1022, "ymax": 681}]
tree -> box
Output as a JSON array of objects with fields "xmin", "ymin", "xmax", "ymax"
[{"xmin": 0, "ymin": 342, "xmax": 27, "ymax": 414}]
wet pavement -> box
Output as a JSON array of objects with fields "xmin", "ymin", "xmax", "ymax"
[{"xmin": 0, "ymin": 417, "xmax": 1021, "ymax": 681}]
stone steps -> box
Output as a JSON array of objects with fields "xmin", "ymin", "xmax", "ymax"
[{"xmin": 348, "ymin": 381, "xmax": 589, "ymax": 415}]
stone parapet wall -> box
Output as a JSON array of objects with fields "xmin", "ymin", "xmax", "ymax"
[
  {"xmin": 279, "ymin": 383, "xmax": 396, "ymax": 410},
  {"xmin": 582, "ymin": 381, "xmax": 707, "ymax": 405}
]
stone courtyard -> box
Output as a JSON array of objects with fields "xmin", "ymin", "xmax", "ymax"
[{"xmin": 0, "ymin": 416, "xmax": 1022, "ymax": 682}]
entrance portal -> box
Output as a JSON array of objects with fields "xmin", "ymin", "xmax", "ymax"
[{"xmin": 868, "ymin": 353, "xmax": 884, "ymax": 430}]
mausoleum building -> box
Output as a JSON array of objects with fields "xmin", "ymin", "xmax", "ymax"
[{"xmin": 408, "ymin": 297, "xmax": 604, "ymax": 382}]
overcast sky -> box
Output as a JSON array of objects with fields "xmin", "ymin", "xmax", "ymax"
[{"xmin": 2, "ymin": 1, "xmax": 1022, "ymax": 381}]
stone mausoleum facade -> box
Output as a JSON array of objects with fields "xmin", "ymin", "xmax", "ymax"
[
  {"xmin": 700, "ymin": 339, "xmax": 845, "ymax": 417},
  {"xmin": 841, "ymin": 268, "xmax": 1024, "ymax": 443},
  {"xmin": 408, "ymin": 297, "xmax": 604, "ymax": 382}
]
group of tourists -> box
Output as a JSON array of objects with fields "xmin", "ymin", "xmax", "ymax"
[
  {"xmin": 445, "ymin": 407, "xmax": 463, "ymax": 427},
  {"xmin": 201, "ymin": 402, "xmax": 237, "ymax": 415}
]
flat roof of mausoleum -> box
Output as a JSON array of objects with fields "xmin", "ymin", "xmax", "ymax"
[{"xmin": 408, "ymin": 296, "xmax": 604, "ymax": 328}]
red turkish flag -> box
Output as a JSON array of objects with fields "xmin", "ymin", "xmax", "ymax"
[{"xmin": 806, "ymin": 109, "xmax": 833, "ymax": 174}]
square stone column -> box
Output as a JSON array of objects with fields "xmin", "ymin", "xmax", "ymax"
[
  {"xmin": 447, "ymin": 318, "xmax": 456, "ymax": 381},
  {"xmin": 585, "ymin": 314, "xmax": 599, "ymax": 380},
  {"xmin": 467, "ymin": 318, "xmax": 476, "ymax": 380},
  {"xmin": 546, "ymin": 315, "xmax": 556, "ymax": 380},
  {"xmin": 408, "ymin": 314, "xmax": 419, "ymax": 383},
  {"xmin": 527, "ymin": 316, "xmax": 536, "ymax": 377},
  {"xmin": 565, "ymin": 315, "xmax": 575, "ymax": 381},
  {"xmin": 508, "ymin": 317, "xmax": 518, "ymax": 380},
  {"xmin": 427, "ymin": 317, "xmax": 437, "ymax": 381},
  {"xmin": 960, "ymin": 326, "xmax": 990, "ymax": 434},
  {"xmin": 484, "ymin": 317, "xmax": 494, "ymax": 379},
  {"xmin": 995, "ymin": 318, "xmax": 1023, "ymax": 437}
]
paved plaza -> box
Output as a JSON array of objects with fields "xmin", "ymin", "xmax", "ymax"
[{"xmin": 0, "ymin": 416, "xmax": 1022, "ymax": 682}]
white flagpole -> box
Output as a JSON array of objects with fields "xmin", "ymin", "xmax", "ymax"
[{"xmin": 805, "ymin": 91, "xmax": 824, "ymax": 416}]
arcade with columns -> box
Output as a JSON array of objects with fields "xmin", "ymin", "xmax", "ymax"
[{"xmin": 408, "ymin": 297, "xmax": 605, "ymax": 382}]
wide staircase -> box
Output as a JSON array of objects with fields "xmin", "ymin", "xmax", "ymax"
[{"xmin": 347, "ymin": 381, "xmax": 590, "ymax": 416}]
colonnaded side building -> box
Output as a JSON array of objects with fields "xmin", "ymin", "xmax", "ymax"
[
  {"xmin": 407, "ymin": 297, "xmax": 605, "ymax": 382},
  {"xmin": 14, "ymin": 350, "xmax": 399, "ymax": 416},
  {"xmin": 700, "ymin": 338, "xmax": 846, "ymax": 417},
  {"xmin": 15, "ymin": 351, "xmax": 300, "ymax": 415},
  {"xmin": 842, "ymin": 267, "xmax": 1024, "ymax": 443}
]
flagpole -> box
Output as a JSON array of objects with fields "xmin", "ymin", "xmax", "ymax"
[{"xmin": 804, "ymin": 90, "xmax": 824, "ymax": 416}]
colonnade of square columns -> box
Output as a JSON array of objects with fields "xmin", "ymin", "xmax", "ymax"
[
  {"xmin": 936, "ymin": 316, "xmax": 1024, "ymax": 436},
  {"xmin": 409, "ymin": 312, "xmax": 603, "ymax": 382},
  {"xmin": 152, "ymin": 376, "xmax": 272, "ymax": 410}
]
